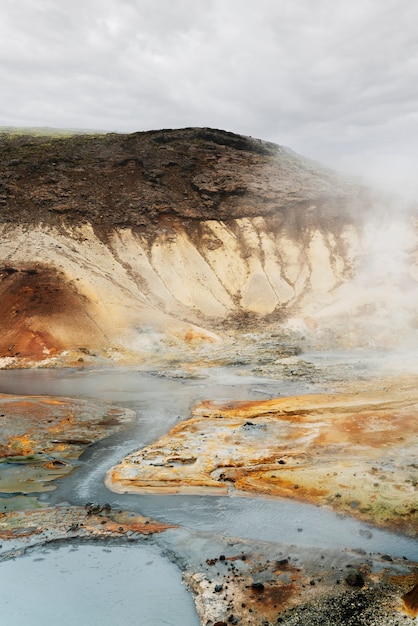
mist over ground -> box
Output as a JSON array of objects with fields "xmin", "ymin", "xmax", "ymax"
[
  {"xmin": 1, "ymin": 0, "xmax": 418, "ymax": 196},
  {"xmin": 1, "ymin": 0, "xmax": 418, "ymax": 361},
  {"xmin": 297, "ymin": 204, "xmax": 418, "ymax": 351}
]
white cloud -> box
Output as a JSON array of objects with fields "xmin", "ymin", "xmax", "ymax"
[{"xmin": 1, "ymin": 0, "xmax": 418, "ymax": 192}]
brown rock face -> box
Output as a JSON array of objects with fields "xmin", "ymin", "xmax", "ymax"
[
  {"xmin": 0, "ymin": 127, "xmax": 416, "ymax": 363},
  {"xmin": 0, "ymin": 264, "xmax": 105, "ymax": 359},
  {"xmin": 403, "ymin": 584, "xmax": 418, "ymax": 618},
  {"xmin": 0, "ymin": 127, "xmax": 368, "ymax": 231}
]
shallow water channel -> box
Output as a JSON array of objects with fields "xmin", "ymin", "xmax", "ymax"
[{"xmin": 0, "ymin": 363, "xmax": 417, "ymax": 624}]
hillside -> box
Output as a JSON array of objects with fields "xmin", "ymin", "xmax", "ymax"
[{"xmin": 0, "ymin": 128, "xmax": 416, "ymax": 366}]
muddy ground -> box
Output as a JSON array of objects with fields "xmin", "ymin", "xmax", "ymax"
[{"xmin": 0, "ymin": 366, "xmax": 417, "ymax": 625}]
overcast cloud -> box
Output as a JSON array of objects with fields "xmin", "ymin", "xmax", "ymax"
[{"xmin": 1, "ymin": 0, "xmax": 418, "ymax": 193}]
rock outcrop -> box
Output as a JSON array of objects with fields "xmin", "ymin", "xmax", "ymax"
[
  {"xmin": 2, "ymin": 128, "xmax": 418, "ymax": 626},
  {"xmin": 0, "ymin": 127, "xmax": 416, "ymax": 365},
  {"xmin": 106, "ymin": 374, "xmax": 418, "ymax": 535}
]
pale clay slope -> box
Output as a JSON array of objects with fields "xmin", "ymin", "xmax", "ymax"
[{"xmin": 1, "ymin": 217, "xmax": 417, "ymax": 356}]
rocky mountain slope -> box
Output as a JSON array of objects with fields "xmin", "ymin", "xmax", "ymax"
[{"xmin": 0, "ymin": 127, "xmax": 416, "ymax": 366}]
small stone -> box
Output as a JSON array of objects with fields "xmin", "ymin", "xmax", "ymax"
[
  {"xmin": 345, "ymin": 571, "xmax": 364, "ymax": 587},
  {"xmin": 402, "ymin": 583, "xmax": 418, "ymax": 618},
  {"xmin": 251, "ymin": 582, "xmax": 265, "ymax": 591}
]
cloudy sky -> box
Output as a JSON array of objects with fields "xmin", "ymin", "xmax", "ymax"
[{"xmin": 1, "ymin": 0, "xmax": 418, "ymax": 192}]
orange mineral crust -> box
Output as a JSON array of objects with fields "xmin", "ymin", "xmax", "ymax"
[
  {"xmin": 403, "ymin": 583, "xmax": 418, "ymax": 618},
  {"xmin": 107, "ymin": 376, "xmax": 418, "ymax": 534},
  {"xmin": 0, "ymin": 505, "xmax": 174, "ymax": 542},
  {"xmin": 0, "ymin": 393, "xmax": 135, "ymax": 497},
  {"xmin": 0, "ymin": 265, "xmax": 107, "ymax": 361}
]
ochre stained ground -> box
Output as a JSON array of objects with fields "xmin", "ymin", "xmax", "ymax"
[
  {"xmin": 107, "ymin": 375, "xmax": 418, "ymax": 535},
  {"xmin": 1, "ymin": 504, "xmax": 417, "ymax": 625},
  {"xmin": 0, "ymin": 264, "xmax": 106, "ymax": 361},
  {"xmin": 0, "ymin": 505, "xmax": 174, "ymax": 541},
  {"xmin": 0, "ymin": 393, "xmax": 134, "ymax": 502}
]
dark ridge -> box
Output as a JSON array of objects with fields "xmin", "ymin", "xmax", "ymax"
[
  {"xmin": 146, "ymin": 127, "xmax": 279, "ymax": 155},
  {"xmin": 0, "ymin": 126, "xmax": 371, "ymax": 231}
]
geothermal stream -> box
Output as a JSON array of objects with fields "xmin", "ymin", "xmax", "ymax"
[
  {"xmin": 0, "ymin": 359, "xmax": 417, "ymax": 625},
  {"xmin": 0, "ymin": 364, "xmax": 417, "ymax": 558}
]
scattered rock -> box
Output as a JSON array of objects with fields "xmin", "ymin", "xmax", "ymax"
[{"xmin": 345, "ymin": 570, "xmax": 365, "ymax": 587}]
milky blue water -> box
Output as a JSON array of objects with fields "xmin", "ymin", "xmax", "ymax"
[
  {"xmin": 0, "ymin": 363, "xmax": 417, "ymax": 626},
  {"xmin": 0, "ymin": 366, "xmax": 416, "ymax": 559},
  {"xmin": 0, "ymin": 541, "xmax": 199, "ymax": 626}
]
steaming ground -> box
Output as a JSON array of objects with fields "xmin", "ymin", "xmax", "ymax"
[
  {"xmin": 0, "ymin": 129, "xmax": 417, "ymax": 367},
  {"xmin": 1, "ymin": 360, "xmax": 417, "ymax": 560},
  {"xmin": 1, "ymin": 212, "xmax": 417, "ymax": 369},
  {"xmin": 1, "ymin": 130, "xmax": 418, "ymax": 625}
]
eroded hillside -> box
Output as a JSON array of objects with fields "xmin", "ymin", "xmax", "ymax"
[{"xmin": 0, "ymin": 127, "xmax": 416, "ymax": 365}]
